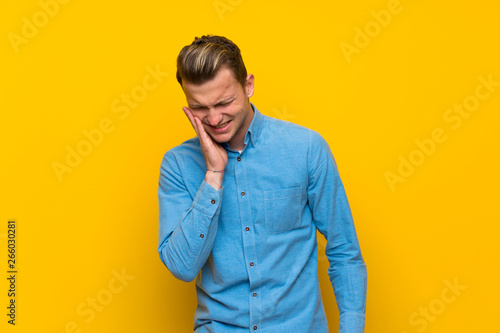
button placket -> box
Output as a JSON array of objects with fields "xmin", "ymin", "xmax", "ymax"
[{"xmin": 234, "ymin": 152, "xmax": 261, "ymax": 330}]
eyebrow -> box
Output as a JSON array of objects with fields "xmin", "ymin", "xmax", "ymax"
[{"xmin": 189, "ymin": 96, "xmax": 236, "ymax": 109}]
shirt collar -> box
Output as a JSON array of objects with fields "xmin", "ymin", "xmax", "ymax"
[{"xmin": 222, "ymin": 102, "xmax": 264, "ymax": 150}]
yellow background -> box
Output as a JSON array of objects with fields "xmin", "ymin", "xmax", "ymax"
[{"xmin": 1, "ymin": 0, "xmax": 499, "ymax": 332}]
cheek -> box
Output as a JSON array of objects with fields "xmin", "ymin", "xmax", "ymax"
[
  {"xmin": 230, "ymin": 111, "xmax": 242, "ymax": 123},
  {"xmin": 230, "ymin": 105, "xmax": 244, "ymax": 116},
  {"xmin": 191, "ymin": 110, "xmax": 206, "ymax": 119}
]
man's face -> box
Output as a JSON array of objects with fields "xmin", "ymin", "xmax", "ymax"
[{"xmin": 181, "ymin": 66, "xmax": 255, "ymax": 150}]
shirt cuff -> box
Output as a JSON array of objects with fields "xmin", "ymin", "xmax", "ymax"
[
  {"xmin": 192, "ymin": 180, "xmax": 224, "ymax": 217},
  {"xmin": 339, "ymin": 311, "xmax": 365, "ymax": 333}
]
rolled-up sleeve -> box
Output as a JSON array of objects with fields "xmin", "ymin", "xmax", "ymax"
[{"xmin": 307, "ymin": 131, "xmax": 368, "ymax": 333}]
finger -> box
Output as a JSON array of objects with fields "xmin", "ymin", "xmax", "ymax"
[
  {"xmin": 182, "ymin": 107, "xmax": 200, "ymax": 137},
  {"xmin": 193, "ymin": 115, "xmax": 214, "ymax": 146},
  {"xmin": 182, "ymin": 107, "xmax": 196, "ymax": 130}
]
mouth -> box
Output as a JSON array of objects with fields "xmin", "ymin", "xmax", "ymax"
[{"xmin": 210, "ymin": 120, "xmax": 231, "ymax": 133}]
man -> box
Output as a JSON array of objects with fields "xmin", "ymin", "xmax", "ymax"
[{"xmin": 158, "ymin": 34, "xmax": 367, "ymax": 332}]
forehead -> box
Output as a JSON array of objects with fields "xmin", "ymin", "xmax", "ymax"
[{"xmin": 182, "ymin": 67, "xmax": 242, "ymax": 106}]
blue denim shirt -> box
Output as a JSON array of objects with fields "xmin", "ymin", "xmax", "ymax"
[{"xmin": 158, "ymin": 103, "xmax": 367, "ymax": 332}]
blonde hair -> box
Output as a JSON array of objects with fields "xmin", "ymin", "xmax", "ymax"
[{"xmin": 176, "ymin": 35, "xmax": 247, "ymax": 88}]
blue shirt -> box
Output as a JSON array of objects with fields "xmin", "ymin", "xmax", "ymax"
[{"xmin": 158, "ymin": 103, "xmax": 367, "ymax": 332}]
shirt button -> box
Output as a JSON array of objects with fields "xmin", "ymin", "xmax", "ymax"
[
  {"xmin": 250, "ymin": 262, "xmax": 254, "ymax": 267},
  {"xmin": 253, "ymin": 292, "xmax": 257, "ymax": 297},
  {"xmin": 245, "ymin": 227, "xmax": 250, "ymax": 231},
  {"xmin": 237, "ymin": 157, "xmax": 241, "ymax": 161},
  {"xmin": 241, "ymin": 191, "xmax": 245, "ymax": 196},
  {"xmin": 211, "ymin": 199, "xmax": 215, "ymax": 204},
  {"xmin": 253, "ymin": 326, "xmax": 257, "ymax": 330},
  {"xmin": 200, "ymin": 234, "xmax": 204, "ymax": 238}
]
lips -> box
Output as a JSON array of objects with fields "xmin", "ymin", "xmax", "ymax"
[
  {"xmin": 213, "ymin": 121, "xmax": 230, "ymax": 128},
  {"xmin": 209, "ymin": 120, "xmax": 231, "ymax": 133}
]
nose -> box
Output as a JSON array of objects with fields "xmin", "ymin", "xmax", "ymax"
[{"xmin": 205, "ymin": 107, "xmax": 223, "ymax": 127}]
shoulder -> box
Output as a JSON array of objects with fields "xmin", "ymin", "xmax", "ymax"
[
  {"xmin": 261, "ymin": 114, "xmax": 329, "ymax": 150},
  {"xmin": 261, "ymin": 114, "xmax": 319, "ymax": 143},
  {"xmin": 262, "ymin": 114, "xmax": 310, "ymax": 133},
  {"xmin": 160, "ymin": 136, "xmax": 202, "ymax": 166}
]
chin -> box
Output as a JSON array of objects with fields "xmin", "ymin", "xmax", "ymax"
[{"xmin": 210, "ymin": 133, "xmax": 232, "ymax": 144}]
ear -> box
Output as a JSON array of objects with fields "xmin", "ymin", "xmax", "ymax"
[{"xmin": 245, "ymin": 74, "xmax": 255, "ymax": 98}]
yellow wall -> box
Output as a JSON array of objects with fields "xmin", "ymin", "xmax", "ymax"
[{"xmin": 1, "ymin": 0, "xmax": 498, "ymax": 332}]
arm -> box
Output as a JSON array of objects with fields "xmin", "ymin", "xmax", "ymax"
[
  {"xmin": 158, "ymin": 106, "xmax": 228, "ymax": 282},
  {"xmin": 307, "ymin": 131, "xmax": 368, "ymax": 333},
  {"xmin": 158, "ymin": 151, "xmax": 223, "ymax": 282}
]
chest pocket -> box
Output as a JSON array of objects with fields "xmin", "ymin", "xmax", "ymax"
[{"xmin": 264, "ymin": 186, "xmax": 302, "ymax": 234}]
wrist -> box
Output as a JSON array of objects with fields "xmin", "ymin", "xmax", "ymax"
[{"xmin": 205, "ymin": 171, "xmax": 224, "ymax": 190}]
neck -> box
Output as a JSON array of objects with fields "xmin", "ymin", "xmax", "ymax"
[{"xmin": 229, "ymin": 103, "xmax": 254, "ymax": 150}]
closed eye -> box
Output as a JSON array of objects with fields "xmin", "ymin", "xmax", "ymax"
[
  {"xmin": 190, "ymin": 99, "xmax": 233, "ymax": 110},
  {"xmin": 219, "ymin": 100, "xmax": 232, "ymax": 107}
]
